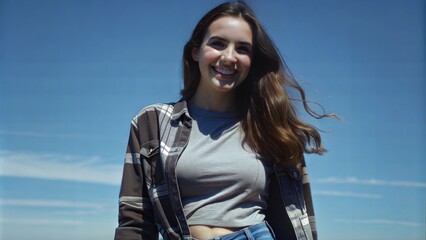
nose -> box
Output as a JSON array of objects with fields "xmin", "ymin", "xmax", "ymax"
[{"xmin": 221, "ymin": 46, "xmax": 237, "ymax": 64}]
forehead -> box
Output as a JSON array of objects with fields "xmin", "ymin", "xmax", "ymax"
[{"xmin": 204, "ymin": 16, "xmax": 253, "ymax": 43}]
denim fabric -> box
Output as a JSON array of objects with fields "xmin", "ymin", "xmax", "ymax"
[{"xmin": 203, "ymin": 222, "xmax": 276, "ymax": 240}]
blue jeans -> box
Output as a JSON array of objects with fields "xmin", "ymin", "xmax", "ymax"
[{"xmin": 205, "ymin": 222, "xmax": 276, "ymax": 240}]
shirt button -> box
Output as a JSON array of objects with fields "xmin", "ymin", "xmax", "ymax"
[{"xmin": 293, "ymin": 172, "xmax": 298, "ymax": 178}]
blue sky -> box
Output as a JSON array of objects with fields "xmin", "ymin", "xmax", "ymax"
[{"xmin": 0, "ymin": 0, "xmax": 424, "ymax": 239}]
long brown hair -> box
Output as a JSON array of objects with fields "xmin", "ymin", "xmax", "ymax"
[{"xmin": 181, "ymin": 1, "xmax": 335, "ymax": 166}]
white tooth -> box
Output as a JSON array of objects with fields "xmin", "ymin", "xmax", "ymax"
[{"xmin": 216, "ymin": 68, "xmax": 234, "ymax": 75}]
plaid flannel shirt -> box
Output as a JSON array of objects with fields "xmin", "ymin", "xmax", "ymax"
[{"xmin": 114, "ymin": 100, "xmax": 317, "ymax": 240}]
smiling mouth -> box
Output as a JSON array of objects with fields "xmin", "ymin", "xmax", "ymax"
[{"xmin": 212, "ymin": 67, "xmax": 236, "ymax": 78}]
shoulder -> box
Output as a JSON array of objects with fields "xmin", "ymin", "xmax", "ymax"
[
  {"xmin": 135, "ymin": 103, "xmax": 173, "ymax": 116},
  {"xmin": 131, "ymin": 101, "xmax": 189, "ymax": 125},
  {"xmin": 132, "ymin": 102, "xmax": 173, "ymax": 121}
]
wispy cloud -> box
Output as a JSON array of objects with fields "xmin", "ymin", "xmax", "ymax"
[
  {"xmin": 0, "ymin": 218, "xmax": 84, "ymax": 226},
  {"xmin": 316, "ymin": 177, "xmax": 426, "ymax": 188},
  {"xmin": 335, "ymin": 218, "xmax": 425, "ymax": 228},
  {"xmin": 0, "ymin": 130, "xmax": 95, "ymax": 139},
  {"xmin": 314, "ymin": 190, "xmax": 382, "ymax": 199},
  {"xmin": 0, "ymin": 199, "xmax": 103, "ymax": 210},
  {"xmin": 0, "ymin": 150, "xmax": 122, "ymax": 185},
  {"xmin": 52, "ymin": 210, "xmax": 103, "ymax": 216}
]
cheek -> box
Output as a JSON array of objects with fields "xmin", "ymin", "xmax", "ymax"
[
  {"xmin": 240, "ymin": 57, "xmax": 252, "ymax": 71},
  {"xmin": 201, "ymin": 49, "xmax": 220, "ymax": 64}
]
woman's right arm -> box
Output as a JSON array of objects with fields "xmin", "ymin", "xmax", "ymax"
[{"xmin": 114, "ymin": 119, "xmax": 159, "ymax": 240}]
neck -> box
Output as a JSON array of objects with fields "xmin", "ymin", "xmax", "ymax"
[{"xmin": 191, "ymin": 89, "xmax": 237, "ymax": 112}]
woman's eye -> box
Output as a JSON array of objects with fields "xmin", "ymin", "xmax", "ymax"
[
  {"xmin": 209, "ymin": 40, "xmax": 226, "ymax": 49},
  {"xmin": 237, "ymin": 46, "xmax": 251, "ymax": 55}
]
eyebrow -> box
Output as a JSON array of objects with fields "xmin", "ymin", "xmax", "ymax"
[{"xmin": 208, "ymin": 36, "xmax": 252, "ymax": 48}]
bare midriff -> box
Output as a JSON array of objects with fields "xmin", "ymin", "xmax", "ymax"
[{"xmin": 189, "ymin": 225, "xmax": 243, "ymax": 240}]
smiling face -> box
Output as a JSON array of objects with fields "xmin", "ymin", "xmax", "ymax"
[{"xmin": 191, "ymin": 16, "xmax": 253, "ymax": 96}]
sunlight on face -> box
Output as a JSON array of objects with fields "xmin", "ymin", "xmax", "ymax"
[{"xmin": 192, "ymin": 16, "xmax": 253, "ymax": 95}]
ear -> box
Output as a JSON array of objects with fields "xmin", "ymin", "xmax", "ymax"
[{"xmin": 191, "ymin": 48, "xmax": 199, "ymax": 61}]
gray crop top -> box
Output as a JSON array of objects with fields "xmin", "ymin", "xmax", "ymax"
[{"xmin": 176, "ymin": 104, "xmax": 273, "ymax": 228}]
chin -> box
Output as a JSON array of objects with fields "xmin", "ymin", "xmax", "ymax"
[{"xmin": 212, "ymin": 79, "xmax": 237, "ymax": 89}]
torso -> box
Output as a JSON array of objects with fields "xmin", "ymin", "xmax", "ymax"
[
  {"xmin": 175, "ymin": 104, "xmax": 272, "ymax": 239},
  {"xmin": 189, "ymin": 225, "xmax": 242, "ymax": 240}
]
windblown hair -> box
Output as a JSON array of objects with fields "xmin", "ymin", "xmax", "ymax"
[{"xmin": 181, "ymin": 1, "xmax": 334, "ymax": 166}]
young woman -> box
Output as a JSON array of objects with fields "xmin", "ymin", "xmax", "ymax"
[{"xmin": 115, "ymin": 1, "xmax": 333, "ymax": 240}]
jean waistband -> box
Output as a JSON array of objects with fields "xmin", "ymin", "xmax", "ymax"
[{"xmin": 202, "ymin": 221, "xmax": 276, "ymax": 240}]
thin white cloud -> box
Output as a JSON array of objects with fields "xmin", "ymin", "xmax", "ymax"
[
  {"xmin": 0, "ymin": 130, "xmax": 95, "ymax": 139},
  {"xmin": 0, "ymin": 130, "xmax": 58, "ymax": 137},
  {"xmin": 52, "ymin": 210, "xmax": 103, "ymax": 216},
  {"xmin": 0, "ymin": 218, "xmax": 83, "ymax": 226},
  {"xmin": 313, "ymin": 190, "xmax": 382, "ymax": 199},
  {"xmin": 316, "ymin": 176, "xmax": 426, "ymax": 188},
  {"xmin": 0, "ymin": 150, "xmax": 122, "ymax": 185},
  {"xmin": 0, "ymin": 199, "xmax": 103, "ymax": 209},
  {"xmin": 335, "ymin": 218, "xmax": 425, "ymax": 228}
]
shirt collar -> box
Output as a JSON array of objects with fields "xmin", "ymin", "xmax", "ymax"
[{"xmin": 171, "ymin": 99, "xmax": 191, "ymax": 121}]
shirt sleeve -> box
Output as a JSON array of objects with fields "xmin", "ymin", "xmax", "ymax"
[
  {"xmin": 301, "ymin": 156, "xmax": 317, "ymax": 240},
  {"xmin": 114, "ymin": 119, "xmax": 159, "ymax": 240}
]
